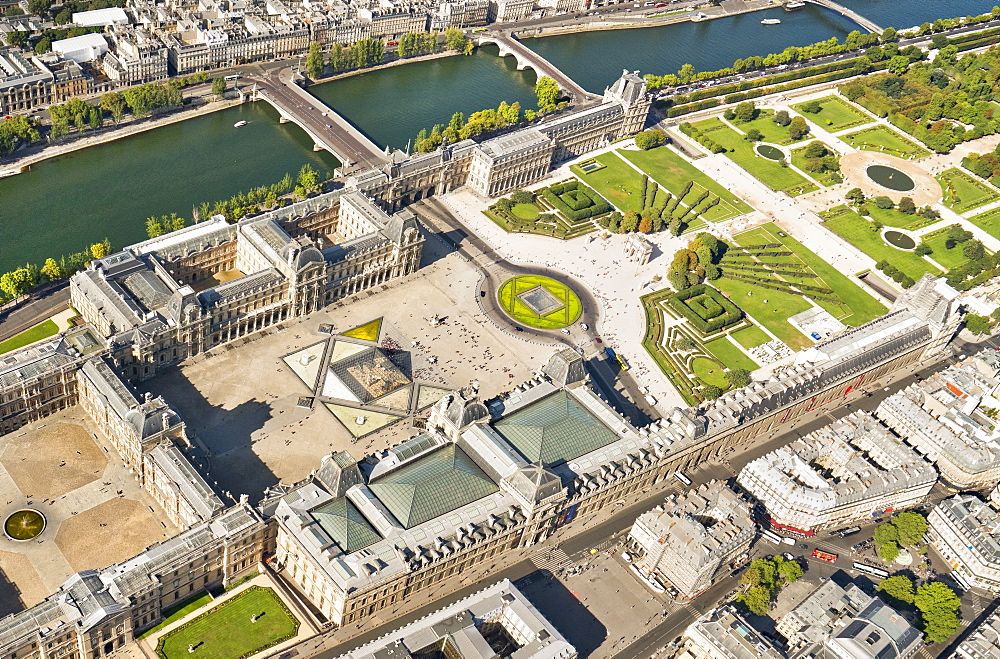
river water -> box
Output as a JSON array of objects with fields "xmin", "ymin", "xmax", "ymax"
[{"xmin": 0, "ymin": 0, "xmax": 993, "ymax": 272}]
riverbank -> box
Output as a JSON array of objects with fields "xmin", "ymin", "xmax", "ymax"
[
  {"xmin": 511, "ymin": 0, "xmax": 775, "ymax": 38},
  {"xmin": 0, "ymin": 91, "xmax": 244, "ymax": 176}
]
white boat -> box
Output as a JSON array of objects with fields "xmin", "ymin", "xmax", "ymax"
[
  {"xmin": 234, "ymin": 120, "xmax": 248, "ymax": 128},
  {"xmin": 761, "ymin": 18, "xmax": 781, "ymax": 24},
  {"xmin": 784, "ymin": 1, "xmax": 805, "ymax": 9}
]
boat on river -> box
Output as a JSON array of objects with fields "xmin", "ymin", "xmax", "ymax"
[
  {"xmin": 761, "ymin": 18, "xmax": 781, "ymax": 24},
  {"xmin": 784, "ymin": 1, "xmax": 805, "ymax": 10},
  {"xmin": 234, "ymin": 120, "xmax": 248, "ymax": 128}
]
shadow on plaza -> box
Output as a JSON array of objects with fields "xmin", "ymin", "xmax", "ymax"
[
  {"xmin": 0, "ymin": 570, "xmax": 26, "ymax": 618},
  {"xmin": 516, "ymin": 570, "xmax": 608, "ymax": 657},
  {"xmin": 140, "ymin": 368, "xmax": 279, "ymax": 503}
]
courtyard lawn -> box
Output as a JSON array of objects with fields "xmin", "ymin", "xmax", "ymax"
[
  {"xmin": 692, "ymin": 119, "xmax": 816, "ymax": 195},
  {"xmin": 792, "ymin": 96, "xmax": 873, "ymax": 131},
  {"xmin": 938, "ymin": 168, "xmax": 1000, "ymax": 214},
  {"xmin": 618, "ymin": 145, "xmax": 753, "ymax": 221},
  {"xmin": 737, "ymin": 109, "xmax": 809, "ymax": 146},
  {"xmin": 139, "ymin": 594, "xmax": 214, "ymax": 640},
  {"xmin": 823, "ymin": 207, "xmax": 942, "ymax": 280},
  {"xmin": 789, "ymin": 142, "xmax": 842, "ymax": 187},
  {"xmin": 865, "ymin": 205, "xmax": 941, "ymax": 231},
  {"xmin": 839, "ymin": 126, "xmax": 929, "ymax": 159},
  {"xmin": 730, "ymin": 325, "xmax": 771, "ymax": 349},
  {"xmin": 570, "ymin": 152, "xmax": 647, "ymax": 213},
  {"xmin": 703, "ymin": 337, "xmax": 758, "ymax": 371},
  {"xmin": 155, "ymin": 587, "xmax": 299, "ymax": 659},
  {"xmin": 732, "ymin": 223, "xmax": 887, "ymax": 327},
  {"xmin": 0, "ymin": 319, "xmax": 58, "ymax": 356},
  {"xmin": 921, "ymin": 227, "xmax": 976, "ymax": 270},
  {"xmin": 969, "ymin": 207, "xmax": 1000, "ymax": 241},
  {"xmin": 713, "ymin": 275, "xmax": 813, "ymax": 350},
  {"xmin": 497, "ymin": 275, "xmax": 582, "ymax": 330},
  {"xmin": 692, "ymin": 356, "xmax": 730, "ymax": 388}
]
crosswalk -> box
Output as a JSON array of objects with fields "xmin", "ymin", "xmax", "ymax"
[{"xmin": 531, "ymin": 548, "xmax": 573, "ymax": 572}]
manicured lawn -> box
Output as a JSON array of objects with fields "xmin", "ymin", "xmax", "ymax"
[
  {"xmin": 730, "ymin": 325, "xmax": 771, "ymax": 349},
  {"xmin": 969, "ymin": 207, "xmax": 1000, "ymax": 241},
  {"xmin": 570, "ymin": 152, "xmax": 646, "ymax": 212},
  {"xmin": 713, "ymin": 275, "xmax": 813, "ymax": 350},
  {"xmin": 692, "ymin": 356, "xmax": 730, "ymax": 388},
  {"xmin": 155, "ymin": 587, "xmax": 299, "ymax": 659},
  {"xmin": 497, "ymin": 275, "xmax": 582, "ymax": 330},
  {"xmin": 511, "ymin": 203, "xmax": 540, "ymax": 220},
  {"xmin": 938, "ymin": 168, "xmax": 1000, "ymax": 214},
  {"xmin": 618, "ymin": 145, "xmax": 753, "ymax": 221},
  {"xmin": 921, "ymin": 228, "xmax": 975, "ymax": 270},
  {"xmin": 731, "ymin": 223, "xmax": 887, "ymax": 327},
  {"xmin": 823, "ymin": 207, "xmax": 942, "ymax": 280},
  {"xmin": 704, "ymin": 337, "xmax": 758, "ymax": 371},
  {"xmin": 789, "ymin": 142, "xmax": 842, "ymax": 187},
  {"xmin": 839, "ymin": 126, "xmax": 929, "ymax": 158},
  {"xmin": 693, "ymin": 120, "xmax": 816, "ymax": 195},
  {"xmin": 865, "ymin": 205, "xmax": 941, "ymax": 231},
  {"xmin": 0, "ymin": 319, "xmax": 58, "ymax": 356},
  {"xmin": 139, "ymin": 594, "xmax": 215, "ymax": 640},
  {"xmin": 736, "ymin": 109, "xmax": 808, "ymax": 146},
  {"xmin": 792, "ymin": 96, "xmax": 872, "ymax": 131}
]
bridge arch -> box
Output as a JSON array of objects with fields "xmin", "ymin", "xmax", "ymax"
[{"xmin": 800, "ymin": 0, "xmax": 883, "ymax": 34}]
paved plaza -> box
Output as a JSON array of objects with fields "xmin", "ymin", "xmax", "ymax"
[
  {"xmin": 0, "ymin": 407, "xmax": 177, "ymax": 616},
  {"xmin": 142, "ymin": 238, "xmax": 556, "ymax": 502}
]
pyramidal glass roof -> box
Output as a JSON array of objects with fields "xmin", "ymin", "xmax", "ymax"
[
  {"xmin": 312, "ymin": 497, "xmax": 381, "ymax": 553},
  {"xmin": 369, "ymin": 444, "xmax": 499, "ymax": 529},
  {"xmin": 493, "ymin": 390, "xmax": 619, "ymax": 465}
]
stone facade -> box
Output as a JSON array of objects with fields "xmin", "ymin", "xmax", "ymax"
[
  {"xmin": 0, "ymin": 506, "xmax": 270, "ymax": 659},
  {"xmin": 928, "ymin": 493, "xmax": 1000, "ymax": 594},
  {"xmin": 737, "ymin": 411, "xmax": 937, "ymax": 534},
  {"xmin": 626, "ymin": 481, "xmax": 755, "ymax": 598}
]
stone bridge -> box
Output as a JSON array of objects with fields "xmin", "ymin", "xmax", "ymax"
[
  {"xmin": 248, "ymin": 69, "xmax": 390, "ymax": 171},
  {"xmin": 476, "ymin": 32, "xmax": 599, "ymax": 103},
  {"xmin": 802, "ymin": 0, "xmax": 883, "ymax": 34}
]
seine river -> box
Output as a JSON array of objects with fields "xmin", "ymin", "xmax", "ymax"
[{"xmin": 0, "ymin": 0, "xmax": 994, "ymax": 272}]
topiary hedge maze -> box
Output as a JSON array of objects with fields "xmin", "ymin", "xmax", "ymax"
[
  {"xmin": 543, "ymin": 180, "xmax": 611, "ymax": 221},
  {"xmin": 669, "ymin": 284, "xmax": 745, "ymax": 334},
  {"xmin": 720, "ymin": 245, "xmax": 840, "ymax": 303}
]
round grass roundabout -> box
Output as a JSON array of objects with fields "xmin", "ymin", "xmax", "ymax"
[
  {"xmin": 497, "ymin": 275, "xmax": 583, "ymax": 330},
  {"xmin": 4, "ymin": 509, "xmax": 46, "ymax": 541}
]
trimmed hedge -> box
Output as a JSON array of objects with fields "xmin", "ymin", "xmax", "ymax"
[
  {"xmin": 543, "ymin": 180, "xmax": 611, "ymax": 221},
  {"xmin": 669, "ymin": 284, "xmax": 745, "ymax": 334}
]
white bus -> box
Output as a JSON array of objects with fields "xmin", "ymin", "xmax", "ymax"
[
  {"xmin": 762, "ymin": 530, "xmax": 781, "ymax": 544},
  {"xmin": 852, "ymin": 562, "xmax": 889, "ymax": 579},
  {"xmin": 674, "ymin": 471, "xmax": 692, "ymax": 485}
]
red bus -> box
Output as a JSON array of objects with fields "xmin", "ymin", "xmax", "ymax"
[{"xmin": 811, "ymin": 549, "xmax": 838, "ymax": 563}]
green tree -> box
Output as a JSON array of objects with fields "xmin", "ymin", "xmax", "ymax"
[
  {"xmin": 737, "ymin": 586, "xmax": 772, "ymax": 615},
  {"xmin": 803, "ymin": 141, "xmax": 827, "ymax": 158},
  {"xmin": 893, "ymin": 512, "xmax": 929, "ymax": 547},
  {"xmin": 620, "ymin": 210, "xmax": 640, "ymax": 233},
  {"xmin": 444, "ymin": 27, "xmax": 466, "ymax": 51},
  {"xmin": 54, "ymin": 7, "xmax": 71, "ymax": 23},
  {"xmin": 5, "ymin": 30, "xmax": 28, "ymax": 47},
  {"xmin": 27, "ymin": 0, "xmax": 51, "ymax": 16},
  {"xmin": 673, "ymin": 335, "xmax": 695, "ymax": 351},
  {"xmin": 211, "ymin": 77, "xmax": 226, "ymax": 97},
  {"xmin": 878, "ymin": 541, "xmax": 900, "ymax": 562},
  {"xmin": 898, "ymin": 196, "xmax": 916, "ymax": 214},
  {"xmin": 887, "ymin": 55, "xmax": 911, "ymax": 75},
  {"xmin": 39, "ymin": 258, "xmax": 61, "ymax": 281},
  {"xmin": 306, "ymin": 40, "xmax": 323, "ymax": 79},
  {"xmin": 296, "ymin": 164, "xmax": 321, "ymax": 194},
  {"xmin": 701, "ymin": 384, "xmax": 723, "ymax": 400},
  {"xmin": 773, "ymin": 110, "xmax": 791, "ymax": 126},
  {"xmin": 100, "ymin": 92, "xmax": 127, "ymax": 123},
  {"xmin": 878, "ymin": 575, "xmax": 915, "ymax": 604},
  {"xmin": 914, "ymin": 582, "xmax": 961, "ymax": 643},
  {"xmin": 732, "ymin": 101, "xmax": 757, "ymax": 123},
  {"xmin": 634, "ymin": 129, "xmax": 666, "ymax": 150},
  {"xmin": 535, "ymin": 76, "xmax": 561, "ymax": 112},
  {"xmin": 788, "ymin": 116, "xmax": 809, "ymax": 140},
  {"xmin": 744, "ymin": 128, "xmax": 762, "ymax": 142},
  {"xmin": 4, "ymin": 5, "xmax": 24, "ymax": 15},
  {"xmin": 881, "ymin": 26, "xmax": 898, "ymax": 43},
  {"xmin": 0, "ymin": 267, "xmax": 35, "ymax": 297},
  {"xmin": 777, "ymin": 558, "xmax": 803, "ymax": 583},
  {"xmin": 800, "ymin": 100, "xmax": 822, "ymax": 114},
  {"xmin": 726, "ymin": 368, "xmax": 751, "ymax": 389},
  {"xmin": 965, "ymin": 313, "xmax": 994, "ymax": 335}
]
